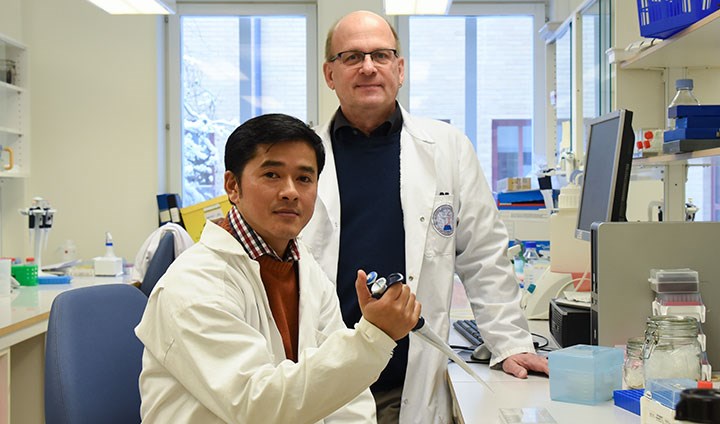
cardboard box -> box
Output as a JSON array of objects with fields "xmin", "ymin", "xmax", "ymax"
[
  {"xmin": 497, "ymin": 177, "xmax": 532, "ymax": 193},
  {"xmin": 181, "ymin": 195, "xmax": 232, "ymax": 242}
]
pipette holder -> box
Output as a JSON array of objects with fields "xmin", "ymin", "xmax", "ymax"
[{"xmin": 19, "ymin": 198, "xmax": 56, "ymax": 274}]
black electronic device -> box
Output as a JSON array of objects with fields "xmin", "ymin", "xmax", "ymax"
[
  {"xmin": 549, "ymin": 298, "xmax": 590, "ymax": 348},
  {"xmin": 575, "ymin": 109, "xmax": 635, "ymax": 242},
  {"xmin": 452, "ymin": 319, "xmax": 484, "ymax": 348}
]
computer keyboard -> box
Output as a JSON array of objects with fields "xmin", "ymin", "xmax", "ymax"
[{"xmin": 452, "ymin": 319, "xmax": 483, "ymax": 348}]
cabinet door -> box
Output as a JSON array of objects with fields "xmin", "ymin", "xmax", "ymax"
[{"xmin": 0, "ymin": 348, "xmax": 9, "ymax": 424}]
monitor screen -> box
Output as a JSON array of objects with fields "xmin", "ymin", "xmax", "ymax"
[{"xmin": 575, "ymin": 109, "xmax": 635, "ymax": 241}]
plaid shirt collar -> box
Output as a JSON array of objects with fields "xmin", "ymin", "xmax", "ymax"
[{"xmin": 226, "ymin": 205, "xmax": 300, "ymax": 262}]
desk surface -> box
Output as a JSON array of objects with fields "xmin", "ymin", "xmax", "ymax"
[
  {"xmin": 448, "ymin": 320, "xmax": 639, "ymax": 424},
  {"xmin": 0, "ymin": 275, "xmax": 128, "ymax": 350}
]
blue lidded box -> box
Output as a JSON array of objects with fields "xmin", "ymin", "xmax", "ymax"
[
  {"xmin": 548, "ymin": 344, "xmax": 624, "ymax": 405},
  {"xmin": 646, "ymin": 378, "xmax": 696, "ymax": 410}
]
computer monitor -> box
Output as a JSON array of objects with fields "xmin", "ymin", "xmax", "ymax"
[{"xmin": 575, "ymin": 109, "xmax": 635, "ymax": 241}]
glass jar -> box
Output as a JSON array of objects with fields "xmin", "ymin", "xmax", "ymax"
[
  {"xmin": 643, "ymin": 315, "xmax": 702, "ymax": 383},
  {"xmin": 0, "ymin": 59, "xmax": 16, "ymax": 84},
  {"xmin": 624, "ymin": 336, "xmax": 645, "ymax": 389}
]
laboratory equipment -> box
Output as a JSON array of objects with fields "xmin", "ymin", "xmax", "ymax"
[
  {"xmin": 19, "ymin": 197, "xmax": 56, "ymax": 275},
  {"xmin": 548, "ymin": 298, "xmax": 590, "ymax": 348},
  {"xmin": 675, "ymin": 388, "xmax": 720, "ymax": 423},
  {"xmin": 367, "ymin": 272, "xmax": 493, "ymax": 392},
  {"xmin": 93, "ymin": 232, "xmax": 124, "ymax": 276},
  {"xmin": 574, "ymin": 109, "xmax": 635, "ymax": 242},
  {"xmin": 613, "ymin": 389, "xmax": 643, "ymax": 416},
  {"xmin": 548, "ymin": 344, "xmax": 623, "ymax": 405},
  {"xmin": 685, "ymin": 198, "xmax": 698, "ymax": 222},
  {"xmin": 642, "ymin": 315, "xmax": 702, "ymax": 383},
  {"xmin": 11, "ymin": 263, "xmax": 38, "ymax": 286},
  {"xmin": 522, "ymin": 268, "xmax": 572, "ymax": 320},
  {"xmin": 521, "ymin": 241, "xmax": 542, "ymax": 288},
  {"xmin": 623, "ymin": 336, "xmax": 645, "ymax": 389},
  {"xmin": 549, "ymin": 178, "xmax": 589, "ymax": 275},
  {"xmin": 667, "ymin": 79, "xmax": 700, "ymax": 130},
  {"xmin": 589, "ymin": 221, "xmax": 720, "ymax": 370},
  {"xmin": 645, "ymin": 378, "xmax": 696, "ymax": 410}
]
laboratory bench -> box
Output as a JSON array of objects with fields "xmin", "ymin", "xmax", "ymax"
[
  {"xmin": 0, "ymin": 275, "xmax": 129, "ymax": 424},
  {"xmin": 447, "ymin": 320, "xmax": 639, "ymax": 424}
]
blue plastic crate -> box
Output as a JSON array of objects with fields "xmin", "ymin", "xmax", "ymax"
[
  {"xmin": 637, "ymin": 0, "xmax": 720, "ymax": 39},
  {"xmin": 613, "ymin": 389, "xmax": 644, "ymax": 416}
]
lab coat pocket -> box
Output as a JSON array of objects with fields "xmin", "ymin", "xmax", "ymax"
[{"xmin": 425, "ymin": 195, "xmax": 456, "ymax": 257}]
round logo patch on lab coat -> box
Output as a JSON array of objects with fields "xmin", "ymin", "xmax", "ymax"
[{"xmin": 432, "ymin": 204, "xmax": 455, "ymax": 237}]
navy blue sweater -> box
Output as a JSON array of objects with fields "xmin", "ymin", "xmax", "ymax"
[{"xmin": 331, "ymin": 110, "xmax": 408, "ymax": 392}]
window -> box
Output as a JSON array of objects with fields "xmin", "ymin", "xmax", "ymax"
[
  {"xmin": 168, "ymin": 4, "xmax": 317, "ymax": 205},
  {"xmin": 399, "ymin": 3, "xmax": 546, "ymax": 192},
  {"xmin": 492, "ymin": 119, "xmax": 532, "ymax": 191}
]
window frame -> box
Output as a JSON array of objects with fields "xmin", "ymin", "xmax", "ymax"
[
  {"xmin": 396, "ymin": 2, "xmax": 547, "ymax": 166},
  {"xmin": 166, "ymin": 2, "xmax": 318, "ymax": 197}
]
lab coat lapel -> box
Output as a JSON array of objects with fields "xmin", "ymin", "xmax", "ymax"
[
  {"xmin": 316, "ymin": 122, "xmax": 341, "ymax": 230},
  {"xmin": 399, "ymin": 109, "xmax": 437, "ymax": 294}
]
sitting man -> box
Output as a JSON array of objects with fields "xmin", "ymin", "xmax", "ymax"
[{"xmin": 135, "ymin": 113, "xmax": 421, "ymax": 423}]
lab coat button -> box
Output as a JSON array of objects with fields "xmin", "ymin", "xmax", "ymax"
[
  {"xmin": 420, "ymin": 216, "xmax": 425, "ymax": 222},
  {"xmin": 402, "ymin": 398, "xmax": 409, "ymax": 405},
  {"xmin": 408, "ymin": 275, "xmax": 414, "ymax": 281}
]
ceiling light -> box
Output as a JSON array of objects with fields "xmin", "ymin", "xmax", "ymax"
[
  {"xmin": 85, "ymin": 0, "xmax": 176, "ymax": 15},
  {"xmin": 384, "ymin": 0, "xmax": 452, "ymax": 15}
]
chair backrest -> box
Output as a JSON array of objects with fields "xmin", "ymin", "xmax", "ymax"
[
  {"xmin": 140, "ymin": 231, "xmax": 175, "ymax": 296},
  {"xmin": 45, "ymin": 284, "xmax": 148, "ymax": 424}
]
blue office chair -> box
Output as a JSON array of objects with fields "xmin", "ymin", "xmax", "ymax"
[
  {"xmin": 140, "ymin": 231, "xmax": 175, "ymax": 297},
  {"xmin": 45, "ymin": 284, "xmax": 147, "ymax": 424}
]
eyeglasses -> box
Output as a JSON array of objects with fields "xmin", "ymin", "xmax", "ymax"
[{"xmin": 328, "ymin": 49, "xmax": 398, "ymax": 67}]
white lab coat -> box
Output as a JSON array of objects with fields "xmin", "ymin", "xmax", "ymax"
[
  {"xmin": 301, "ymin": 106, "xmax": 534, "ymax": 424},
  {"xmin": 130, "ymin": 222, "xmax": 195, "ymax": 283},
  {"xmin": 135, "ymin": 221, "xmax": 397, "ymax": 424}
]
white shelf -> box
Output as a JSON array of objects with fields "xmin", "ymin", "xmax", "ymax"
[
  {"xmin": 0, "ymin": 81, "xmax": 23, "ymax": 94},
  {"xmin": 0, "ymin": 30, "xmax": 28, "ymax": 178},
  {"xmin": 0, "ymin": 33, "xmax": 26, "ymax": 50},
  {"xmin": 622, "ymin": 9, "xmax": 720, "ymax": 69},
  {"xmin": 0, "ymin": 126, "xmax": 22, "ymax": 136},
  {"xmin": 634, "ymin": 146, "xmax": 720, "ymax": 165}
]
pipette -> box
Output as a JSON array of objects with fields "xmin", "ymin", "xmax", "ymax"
[{"xmin": 366, "ymin": 272, "xmax": 494, "ymax": 392}]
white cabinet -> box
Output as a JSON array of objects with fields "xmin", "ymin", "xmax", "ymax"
[
  {"xmin": 0, "ymin": 32, "xmax": 28, "ymax": 178},
  {"xmin": 0, "ymin": 348, "xmax": 8, "ymax": 424}
]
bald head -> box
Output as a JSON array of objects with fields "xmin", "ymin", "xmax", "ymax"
[{"xmin": 324, "ymin": 11, "xmax": 401, "ymax": 62}]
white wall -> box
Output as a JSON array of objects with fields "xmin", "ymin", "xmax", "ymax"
[
  {"xmin": 0, "ymin": 0, "xmax": 392, "ymax": 264},
  {"xmin": 0, "ymin": 0, "xmax": 161, "ymax": 262},
  {"xmin": 316, "ymin": 0, "xmax": 384, "ymax": 121}
]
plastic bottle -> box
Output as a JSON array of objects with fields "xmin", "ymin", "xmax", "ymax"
[
  {"xmin": 668, "ymin": 79, "xmax": 700, "ymax": 130},
  {"xmin": 549, "ymin": 180, "xmax": 590, "ymax": 277},
  {"xmin": 522, "ymin": 242, "xmax": 541, "ymax": 288},
  {"xmin": 104, "ymin": 232, "xmax": 117, "ymax": 258},
  {"xmin": 513, "ymin": 249, "xmax": 525, "ymax": 286}
]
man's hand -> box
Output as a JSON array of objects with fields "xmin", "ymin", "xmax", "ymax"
[
  {"xmin": 501, "ymin": 353, "xmax": 549, "ymax": 378},
  {"xmin": 355, "ymin": 270, "xmax": 422, "ymax": 340}
]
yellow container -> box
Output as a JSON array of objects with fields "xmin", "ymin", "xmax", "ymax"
[{"xmin": 180, "ymin": 195, "xmax": 232, "ymax": 242}]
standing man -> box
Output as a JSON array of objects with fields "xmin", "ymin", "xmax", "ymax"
[
  {"xmin": 136, "ymin": 113, "xmax": 421, "ymax": 423},
  {"xmin": 301, "ymin": 11, "xmax": 549, "ymax": 424}
]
